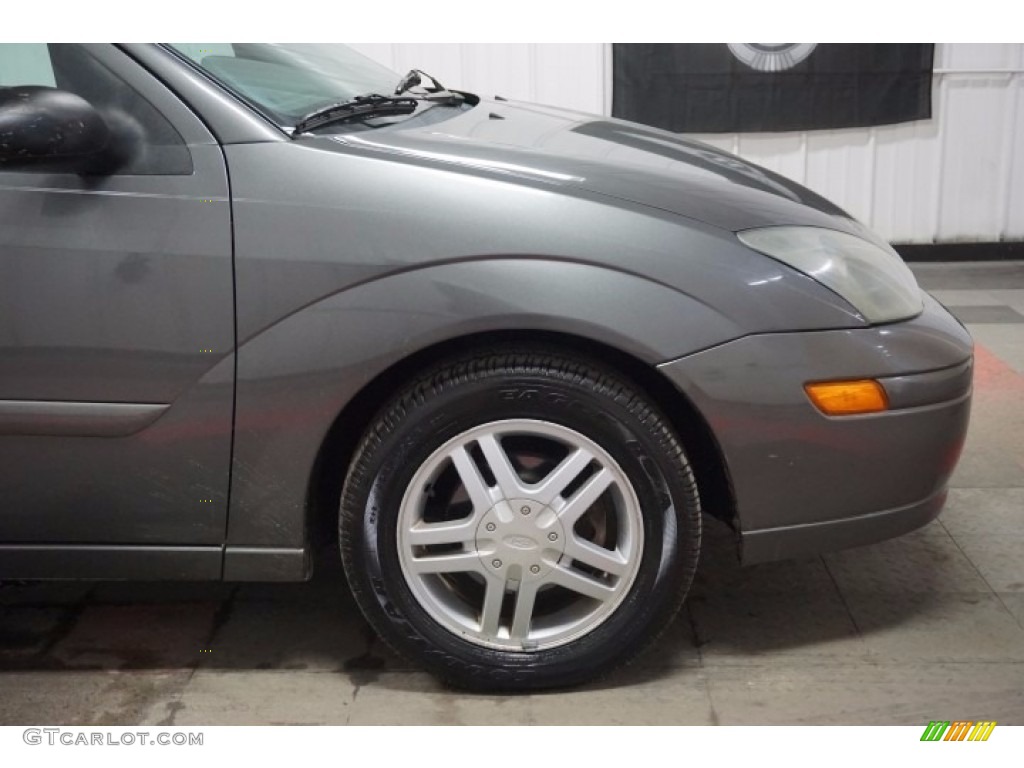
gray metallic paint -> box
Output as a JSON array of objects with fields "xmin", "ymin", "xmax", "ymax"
[
  {"xmin": 0, "ymin": 45, "xmax": 234, "ymax": 548},
  {"xmin": 659, "ymin": 293, "xmax": 972, "ymax": 544},
  {"xmin": 227, "ymin": 136, "xmax": 867, "ymax": 344},
  {"xmin": 222, "ymin": 547, "xmax": 309, "ymax": 582},
  {"xmin": 0, "ymin": 44, "xmax": 973, "ymax": 581},
  {"xmin": 740, "ymin": 489, "xmax": 950, "ymax": 564},
  {"xmin": 327, "ymin": 109, "xmax": 866, "ymax": 234},
  {"xmin": 0, "ymin": 545, "xmax": 222, "ymax": 580},
  {"xmin": 879, "ymin": 359, "xmax": 973, "ymax": 410},
  {"xmin": 0, "ymin": 400, "xmax": 168, "ymax": 437}
]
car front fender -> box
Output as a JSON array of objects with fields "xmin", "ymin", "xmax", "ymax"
[{"xmin": 224, "ymin": 257, "xmax": 742, "ymax": 577}]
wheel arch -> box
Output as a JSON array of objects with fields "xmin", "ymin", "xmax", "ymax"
[
  {"xmin": 306, "ymin": 329, "xmax": 738, "ymax": 561},
  {"xmin": 226, "ymin": 257, "xmax": 744, "ymax": 577}
]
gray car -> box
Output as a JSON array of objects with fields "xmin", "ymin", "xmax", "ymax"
[{"xmin": 0, "ymin": 43, "xmax": 972, "ymax": 690}]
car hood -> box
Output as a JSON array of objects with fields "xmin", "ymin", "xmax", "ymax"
[{"xmin": 327, "ymin": 98, "xmax": 869, "ymax": 237}]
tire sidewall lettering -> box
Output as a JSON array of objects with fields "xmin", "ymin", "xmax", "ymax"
[{"xmin": 340, "ymin": 355, "xmax": 701, "ymax": 689}]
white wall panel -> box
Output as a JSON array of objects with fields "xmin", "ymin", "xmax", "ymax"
[
  {"xmin": 350, "ymin": 43, "xmax": 1024, "ymax": 245},
  {"xmin": 871, "ymin": 119, "xmax": 941, "ymax": 243},
  {"xmin": 937, "ymin": 76, "xmax": 1012, "ymax": 240},
  {"xmin": 532, "ymin": 44, "xmax": 605, "ymax": 115},
  {"xmin": 1006, "ymin": 70, "xmax": 1024, "ymax": 239},
  {"xmin": 804, "ymin": 129, "xmax": 875, "ymax": 224}
]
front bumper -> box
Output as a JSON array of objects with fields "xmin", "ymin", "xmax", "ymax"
[{"xmin": 658, "ymin": 293, "xmax": 973, "ymax": 563}]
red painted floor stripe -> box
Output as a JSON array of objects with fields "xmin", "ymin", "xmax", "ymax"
[{"xmin": 972, "ymin": 343, "xmax": 1024, "ymax": 395}]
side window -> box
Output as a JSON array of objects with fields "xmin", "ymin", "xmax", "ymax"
[
  {"xmin": 0, "ymin": 44, "xmax": 55, "ymax": 87},
  {"xmin": 0, "ymin": 44, "xmax": 192, "ymax": 175}
]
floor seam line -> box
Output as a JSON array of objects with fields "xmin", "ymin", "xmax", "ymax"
[
  {"xmin": 821, "ymin": 555, "xmax": 867, "ymax": 640},
  {"xmin": 938, "ymin": 518, "xmax": 1024, "ymax": 631}
]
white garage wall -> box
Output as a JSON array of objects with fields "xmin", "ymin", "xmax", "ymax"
[{"xmin": 348, "ymin": 43, "xmax": 1024, "ymax": 245}]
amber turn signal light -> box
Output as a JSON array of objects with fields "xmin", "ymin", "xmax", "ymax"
[{"xmin": 804, "ymin": 379, "xmax": 888, "ymax": 416}]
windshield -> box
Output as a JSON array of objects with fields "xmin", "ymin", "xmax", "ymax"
[{"xmin": 167, "ymin": 44, "xmax": 401, "ymax": 129}]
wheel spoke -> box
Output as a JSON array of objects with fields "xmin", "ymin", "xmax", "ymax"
[
  {"xmin": 479, "ymin": 575, "xmax": 506, "ymax": 636},
  {"xmin": 398, "ymin": 418, "xmax": 646, "ymax": 651},
  {"xmin": 406, "ymin": 518, "xmax": 477, "ymax": 547},
  {"xmin": 477, "ymin": 433, "xmax": 525, "ymax": 498},
  {"xmin": 449, "ymin": 444, "xmax": 494, "ymax": 514},
  {"xmin": 407, "ymin": 550, "xmax": 482, "ymax": 575},
  {"xmin": 555, "ymin": 466, "xmax": 614, "ymax": 526},
  {"xmin": 532, "ymin": 446, "xmax": 594, "ymax": 505},
  {"xmin": 547, "ymin": 564, "xmax": 617, "ymax": 602},
  {"xmin": 564, "ymin": 537, "xmax": 629, "ymax": 577},
  {"xmin": 509, "ymin": 580, "xmax": 539, "ymax": 640}
]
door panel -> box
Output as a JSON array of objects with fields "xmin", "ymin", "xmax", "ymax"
[{"xmin": 0, "ymin": 44, "xmax": 234, "ymax": 548}]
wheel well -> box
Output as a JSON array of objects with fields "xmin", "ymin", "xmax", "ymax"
[{"xmin": 305, "ymin": 330, "xmax": 737, "ymax": 553}]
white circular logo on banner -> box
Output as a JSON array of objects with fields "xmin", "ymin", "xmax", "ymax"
[{"xmin": 727, "ymin": 43, "xmax": 818, "ymax": 72}]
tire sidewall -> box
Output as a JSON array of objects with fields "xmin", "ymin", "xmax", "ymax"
[{"xmin": 343, "ymin": 361, "xmax": 699, "ymax": 688}]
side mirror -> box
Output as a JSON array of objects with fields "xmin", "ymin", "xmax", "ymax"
[{"xmin": 0, "ymin": 86, "xmax": 121, "ymax": 174}]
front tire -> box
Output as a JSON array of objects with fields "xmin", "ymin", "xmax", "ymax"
[{"xmin": 339, "ymin": 347, "xmax": 701, "ymax": 690}]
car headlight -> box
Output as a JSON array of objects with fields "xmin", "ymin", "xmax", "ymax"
[{"xmin": 737, "ymin": 226, "xmax": 923, "ymax": 323}]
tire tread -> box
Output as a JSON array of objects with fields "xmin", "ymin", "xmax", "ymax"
[{"xmin": 339, "ymin": 345, "xmax": 701, "ymax": 690}]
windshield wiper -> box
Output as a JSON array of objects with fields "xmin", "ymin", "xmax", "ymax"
[
  {"xmin": 292, "ymin": 94, "xmax": 419, "ymax": 134},
  {"xmin": 394, "ymin": 69, "xmax": 465, "ymax": 105},
  {"xmin": 292, "ymin": 71, "xmax": 466, "ymax": 135}
]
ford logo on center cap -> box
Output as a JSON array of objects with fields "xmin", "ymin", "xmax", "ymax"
[{"xmin": 503, "ymin": 535, "xmax": 537, "ymax": 550}]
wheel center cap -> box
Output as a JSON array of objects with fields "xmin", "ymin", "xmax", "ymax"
[{"xmin": 475, "ymin": 498, "xmax": 566, "ymax": 582}]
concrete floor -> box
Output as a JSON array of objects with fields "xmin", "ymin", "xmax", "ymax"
[{"xmin": 2, "ymin": 261, "xmax": 1023, "ymax": 725}]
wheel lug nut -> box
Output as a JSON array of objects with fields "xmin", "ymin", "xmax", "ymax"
[
  {"xmin": 485, "ymin": 523, "xmax": 496, "ymax": 532},
  {"xmin": 530, "ymin": 565, "xmax": 541, "ymax": 574},
  {"xmin": 548, "ymin": 532, "xmax": 558, "ymax": 541},
  {"xmin": 492, "ymin": 559, "xmax": 502, "ymax": 568},
  {"xmin": 520, "ymin": 505, "xmax": 531, "ymax": 515}
]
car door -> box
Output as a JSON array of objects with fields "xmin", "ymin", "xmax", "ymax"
[{"xmin": 0, "ymin": 44, "xmax": 234, "ymax": 578}]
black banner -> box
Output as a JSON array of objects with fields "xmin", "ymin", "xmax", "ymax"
[{"xmin": 612, "ymin": 44, "xmax": 934, "ymax": 133}]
